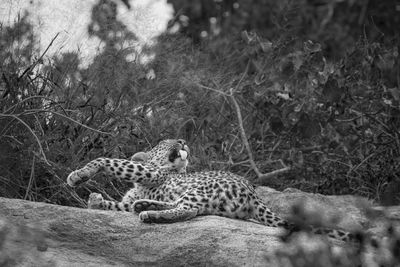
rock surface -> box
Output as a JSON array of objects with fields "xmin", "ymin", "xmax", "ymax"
[{"xmin": 0, "ymin": 187, "xmax": 396, "ymax": 266}]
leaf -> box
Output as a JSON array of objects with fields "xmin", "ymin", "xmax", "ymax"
[
  {"xmin": 321, "ymin": 78, "xmax": 345, "ymax": 103},
  {"xmin": 259, "ymin": 40, "xmax": 273, "ymax": 52},
  {"xmin": 296, "ymin": 113, "xmax": 320, "ymax": 139},
  {"xmin": 388, "ymin": 87, "xmax": 400, "ymax": 101},
  {"xmin": 304, "ymin": 40, "xmax": 321, "ymax": 53},
  {"xmin": 254, "ymin": 73, "xmax": 266, "ymax": 85}
]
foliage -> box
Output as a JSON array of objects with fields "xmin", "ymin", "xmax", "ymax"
[{"xmin": 0, "ymin": 0, "xmax": 399, "ymax": 209}]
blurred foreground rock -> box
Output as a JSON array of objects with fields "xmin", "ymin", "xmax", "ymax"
[{"xmin": 0, "ymin": 187, "xmax": 398, "ymax": 266}]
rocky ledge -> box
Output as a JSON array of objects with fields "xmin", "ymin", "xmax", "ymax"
[{"xmin": 0, "ymin": 187, "xmax": 398, "ymax": 266}]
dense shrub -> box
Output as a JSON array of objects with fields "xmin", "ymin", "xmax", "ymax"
[{"xmin": 0, "ymin": 0, "xmax": 399, "ymax": 207}]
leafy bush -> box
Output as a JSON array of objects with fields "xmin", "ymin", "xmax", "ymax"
[{"xmin": 0, "ymin": 0, "xmax": 399, "ymax": 207}]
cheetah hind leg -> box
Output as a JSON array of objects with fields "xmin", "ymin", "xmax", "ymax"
[
  {"xmin": 138, "ymin": 205, "xmax": 198, "ymax": 223},
  {"xmin": 133, "ymin": 199, "xmax": 177, "ymax": 213}
]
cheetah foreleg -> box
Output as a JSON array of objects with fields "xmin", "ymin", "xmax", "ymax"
[
  {"xmin": 67, "ymin": 158, "xmax": 168, "ymax": 187},
  {"xmin": 138, "ymin": 206, "xmax": 198, "ymax": 223},
  {"xmin": 133, "ymin": 199, "xmax": 177, "ymax": 213}
]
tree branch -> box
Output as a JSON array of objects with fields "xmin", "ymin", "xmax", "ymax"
[{"xmin": 198, "ymin": 83, "xmax": 291, "ymax": 182}]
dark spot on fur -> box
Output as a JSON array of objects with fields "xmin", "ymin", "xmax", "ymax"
[
  {"xmin": 226, "ymin": 191, "xmax": 232, "ymax": 200},
  {"xmin": 190, "ymin": 197, "xmax": 197, "ymax": 202},
  {"xmin": 146, "ymin": 173, "xmax": 151, "ymax": 178},
  {"xmin": 114, "ymin": 162, "xmax": 119, "ymax": 167},
  {"xmin": 230, "ymin": 203, "xmax": 239, "ymax": 212},
  {"xmin": 137, "ymin": 165, "xmax": 144, "ymax": 171},
  {"xmin": 116, "ymin": 172, "xmax": 121, "ymax": 176},
  {"xmin": 128, "ymin": 164, "xmax": 134, "ymax": 168},
  {"xmin": 119, "ymin": 167, "xmax": 124, "ymax": 172},
  {"xmin": 201, "ymin": 198, "xmax": 208, "ymax": 203},
  {"xmin": 213, "ymin": 183, "xmax": 219, "ymax": 189},
  {"xmin": 135, "ymin": 172, "xmax": 142, "ymax": 176},
  {"xmin": 110, "ymin": 167, "xmax": 115, "ymax": 172},
  {"xmin": 127, "ymin": 168, "xmax": 134, "ymax": 172},
  {"xmin": 232, "ymin": 189, "xmax": 237, "ymax": 198}
]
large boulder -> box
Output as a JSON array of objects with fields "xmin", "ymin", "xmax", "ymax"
[{"xmin": 0, "ymin": 187, "xmax": 397, "ymax": 266}]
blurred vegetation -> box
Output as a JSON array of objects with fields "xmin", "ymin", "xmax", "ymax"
[{"xmin": 0, "ymin": 0, "xmax": 399, "ymax": 208}]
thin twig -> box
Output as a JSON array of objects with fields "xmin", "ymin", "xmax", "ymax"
[
  {"xmin": 24, "ymin": 155, "xmax": 36, "ymax": 200},
  {"xmin": 4, "ymin": 95, "xmax": 60, "ymax": 114},
  {"xmin": 19, "ymin": 33, "xmax": 60, "ymax": 80},
  {"xmin": 20, "ymin": 109, "xmax": 112, "ymax": 135},
  {"xmin": 196, "ymin": 83, "xmax": 229, "ymax": 96}
]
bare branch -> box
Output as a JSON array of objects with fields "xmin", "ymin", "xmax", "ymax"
[{"xmin": 227, "ymin": 91, "xmax": 263, "ymax": 177}]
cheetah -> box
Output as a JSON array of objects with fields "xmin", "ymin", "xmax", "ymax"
[{"xmin": 67, "ymin": 139, "xmax": 355, "ymax": 242}]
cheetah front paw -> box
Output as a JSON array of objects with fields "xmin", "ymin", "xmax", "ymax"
[
  {"xmin": 132, "ymin": 200, "xmax": 157, "ymax": 213},
  {"xmin": 88, "ymin": 193, "xmax": 104, "ymax": 209},
  {"xmin": 67, "ymin": 170, "xmax": 89, "ymax": 187}
]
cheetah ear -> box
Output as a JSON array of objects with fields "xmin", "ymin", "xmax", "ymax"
[{"xmin": 130, "ymin": 151, "xmax": 149, "ymax": 162}]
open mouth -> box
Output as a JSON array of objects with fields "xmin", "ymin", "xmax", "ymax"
[{"xmin": 168, "ymin": 145, "xmax": 189, "ymax": 163}]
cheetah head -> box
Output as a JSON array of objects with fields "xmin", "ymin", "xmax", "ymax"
[{"xmin": 131, "ymin": 139, "xmax": 189, "ymax": 173}]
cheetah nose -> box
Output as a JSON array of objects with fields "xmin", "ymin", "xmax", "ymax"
[{"xmin": 178, "ymin": 150, "xmax": 188, "ymax": 160}]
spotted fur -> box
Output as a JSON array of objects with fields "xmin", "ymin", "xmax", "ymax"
[{"xmin": 67, "ymin": 139, "xmax": 355, "ymax": 242}]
